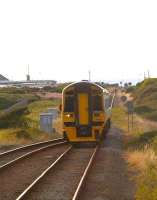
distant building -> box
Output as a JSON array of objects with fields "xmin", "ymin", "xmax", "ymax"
[
  {"xmin": 0, "ymin": 74, "xmax": 9, "ymax": 82},
  {"xmin": 0, "ymin": 73, "xmax": 57, "ymax": 87}
]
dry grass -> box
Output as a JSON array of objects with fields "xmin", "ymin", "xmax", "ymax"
[
  {"xmin": 0, "ymin": 99, "xmax": 62, "ymax": 148},
  {"xmin": 126, "ymin": 144, "xmax": 157, "ymax": 200},
  {"xmin": 127, "ymin": 147, "xmax": 157, "ymax": 172},
  {"xmin": 112, "ymin": 106, "xmax": 157, "ymax": 137},
  {"xmin": 113, "ymin": 102, "xmax": 157, "ymax": 199},
  {"xmin": 53, "ymin": 117, "xmax": 62, "ymax": 135},
  {"xmin": 0, "ymin": 127, "xmax": 61, "ymax": 147},
  {"xmin": 0, "ymin": 128, "xmax": 21, "ymax": 145},
  {"xmin": 26, "ymin": 100, "xmax": 59, "ymax": 128}
]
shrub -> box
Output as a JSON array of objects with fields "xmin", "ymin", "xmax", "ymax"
[
  {"xmin": 134, "ymin": 106, "xmax": 153, "ymax": 115},
  {"xmin": 126, "ymin": 86, "xmax": 136, "ymax": 93},
  {"xmin": 0, "ymin": 107, "xmax": 30, "ymax": 128},
  {"xmin": 16, "ymin": 129, "xmax": 32, "ymax": 139},
  {"xmin": 127, "ymin": 131, "xmax": 157, "ymax": 150}
]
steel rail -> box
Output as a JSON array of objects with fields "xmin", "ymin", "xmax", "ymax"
[
  {"xmin": 16, "ymin": 146, "xmax": 72, "ymax": 200},
  {"xmin": 0, "ymin": 141, "xmax": 67, "ymax": 170},
  {"xmin": 0, "ymin": 137, "xmax": 64, "ymax": 156},
  {"xmin": 72, "ymin": 145, "xmax": 99, "ymax": 200}
]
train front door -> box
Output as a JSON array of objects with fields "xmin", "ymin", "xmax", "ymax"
[{"xmin": 78, "ymin": 93, "xmax": 89, "ymax": 125}]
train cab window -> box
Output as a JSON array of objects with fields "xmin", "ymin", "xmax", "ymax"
[
  {"xmin": 92, "ymin": 95, "xmax": 103, "ymax": 111},
  {"xmin": 64, "ymin": 96, "xmax": 74, "ymax": 112}
]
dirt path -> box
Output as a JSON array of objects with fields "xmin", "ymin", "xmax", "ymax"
[
  {"xmin": 81, "ymin": 127, "xmax": 136, "ymax": 200},
  {"xmin": 80, "ymin": 90, "xmax": 136, "ymax": 200}
]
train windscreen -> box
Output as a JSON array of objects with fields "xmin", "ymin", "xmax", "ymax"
[
  {"xmin": 92, "ymin": 95, "xmax": 103, "ymax": 111},
  {"xmin": 64, "ymin": 96, "xmax": 74, "ymax": 112}
]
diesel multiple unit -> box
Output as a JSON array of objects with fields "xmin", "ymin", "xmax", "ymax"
[{"xmin": 61, "ymin": 81, "xmax": 111, "ymax": 143}]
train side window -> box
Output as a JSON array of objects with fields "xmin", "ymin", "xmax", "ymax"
[
  {"xmin": 92, "ymin": 95, "xmax": 103, "ymax": 111},
  {"xmin": 64, "ymin": 96, "xmax": 74, "ymax": 112}
]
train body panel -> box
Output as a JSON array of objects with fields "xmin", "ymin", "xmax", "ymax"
[{"xmin": 61, "ymin": 81, "xmax": 111, "ymax": 143}]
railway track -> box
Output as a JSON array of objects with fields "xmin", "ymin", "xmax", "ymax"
[
  {"xmin": 0, "ymin": 138, "xmax": 65, "ymax": 166},
  {"xmin": 0, "ymin": 141, "xmax": 70, "ymax": 200},
  {"xmin": 15, "ymin": 145, "xmax": 99, "ymax": 200},
  {"xmin": 0, "ymin": 136, "xmax": 99, "ymax": 200}
]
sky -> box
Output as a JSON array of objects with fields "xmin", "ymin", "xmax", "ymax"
[{"xmin": 0, "ymin": 0, "xmax": 157, "ymax": 83}]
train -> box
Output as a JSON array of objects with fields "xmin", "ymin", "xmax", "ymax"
[{"xmin": 60, "ymin": 81, "xmax": 112, "ymax": 143}]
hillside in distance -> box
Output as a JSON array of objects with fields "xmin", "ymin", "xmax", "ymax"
[{"xmin": 128, "ymin": 78, "xmax": 157, "ymax": 121}]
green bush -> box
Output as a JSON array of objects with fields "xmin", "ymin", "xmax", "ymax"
[
  {"xmin": 0, "ymin": 97, "xmax": 14, "ymax": 109},
  {"xmin": 16, "ymin": 129, "xmax": 32, "ymax": 139},
  {"xmin": 0, "ymin": 87, "xmax": 41, "ymax": 94},
  {"xmin": 131, "ymin": 78, "xmax": 157, "ymax": 121},
  {"xmin": 0, "ymin": 107, "xmax": 30, "ymax": 128},
  {"xmin": 127, "ymin": 131, "xmax": 157, "ymax": 150},
  {"xmin": 134, "ymin": 106, "xmax": 153, "ymax": 115},
  {"xmin": 0, "ymin": 92, "xmax": 39, "ymax": 110},
  {"xmin": 126, "ymin": 86, "xmax": 136, "ymax": 93}
]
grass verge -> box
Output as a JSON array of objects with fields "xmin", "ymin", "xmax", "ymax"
[
  {"xmin": 0, "ymin": 99, "xmax": 62, "ymax": 147},
  {"xmin": 127, "ymin": 78, "xmax": 157, "ymax": 122},
  {"xmin": 112, "ymin": 106, "xmax": 157, "ymax": 200}
]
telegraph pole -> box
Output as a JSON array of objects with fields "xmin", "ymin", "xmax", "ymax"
[
  {"xmin": 88, "ymin": 70, "xmax": 91, "ymax": 82},
  {"xmin": 26, "ymin": 64, "xmax": 30, "ymax": 81}
]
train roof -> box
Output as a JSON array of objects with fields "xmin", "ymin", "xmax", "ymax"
[{"xmin": 63, "ymin": 81, "xmax": 109, "ymax": 94}]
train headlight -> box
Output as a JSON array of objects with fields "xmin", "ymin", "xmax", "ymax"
[{"xmin": 65, "ymin": 114, "xmax": 73, "ymax": 118}]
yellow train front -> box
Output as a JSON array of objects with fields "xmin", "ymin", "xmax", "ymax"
[{"xmin": 61, "ymin": 81, "xmax": 111, "ymax": 143}]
